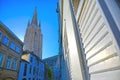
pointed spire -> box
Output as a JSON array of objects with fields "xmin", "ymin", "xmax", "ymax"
[
  {"xmin": 39, "ymin": 22, "xmax": 41, "ymax": 31},
  {"xmin": 28, "ymin": 20, "xmax": 30, "ymax": 27},
  {"xmin": 39, "ymin": 22, "xmax": 41, "ymax": 27},
  {"xmin": 32, "ymin": 7, "xmax": 38, "ymax": 26}
]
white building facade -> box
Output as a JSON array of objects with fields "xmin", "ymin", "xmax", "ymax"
[
  {"xmin": 59, "ymin": 0, "xmax": 120, "ymax": 80},
  {"xmin": 59, "ymin": 0, "xmax": 86, "ymax": 80}
]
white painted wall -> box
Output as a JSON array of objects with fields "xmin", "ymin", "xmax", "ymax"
[
  {"xmin": 62, "ymin": 0, "xmax": 84, "ymax": 80},
  {"xmin": 77, "ymin": 0, "xmax": 120, "ymax": 80}
]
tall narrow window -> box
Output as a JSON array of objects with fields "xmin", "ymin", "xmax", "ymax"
[
  {"xmin": 2, "ymin": 36, "xmax": 9, "ymax": 46},
  {"xmin": 33, "ymin": 66, "xmax": 35, "ymax": 75},
  {"xmin": 11, "ymin": 59, "xmax": 17, "ymax": 70},
  {"xmin": 29, "ymin": 65, "xmax": 32, "ymax": 74},
  {"xmin": 0, "ymin": 31, "xmax": 2, "ymax": 39},
  {"xmin": 15, "ymin": 45, "xmax": 21, "ymax": 53},
  {"xmin": 24, "ymin": 63, "xmax": 27, "ymax": 76},
  {"xmin": 30, "ymin": 57, "xmax": 33, "ymax": 62},
  {"xmin": 6, "ymin": 57, "xmax": 12, "ymax": 69},
  {"xmin": 10, "ymin": 41, "xmax": 15, "ymax": 50},
  {"xmin": 0, "ymin": 52, "xmax": 4, "ymax": 67}
]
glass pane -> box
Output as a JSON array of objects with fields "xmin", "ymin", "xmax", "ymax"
[
  {"xmin": 0, "ymin": 31, "xmax": 2, "ymax": 39},
  {"xmin": 0, "ymin": 52, "xmax": 4, "ymax": 67},
  {"xmin": 2, "ymin": 36, "xmax": 9, "ymax": 46},
  {"xmin": 6, "ymin": 57, "xmax": 12, "ymax": 69},
  {"xmin": 29, "ymin": 65, "xmax": 32, "ymax": 74},
  {"xmin": 15, "ymin": 45, "xmax": 21, "ymax": 53},
  {"xmin": 12, "ymin": 59, "xmax": 17, "ymax": 70},
  {"xmin": 10, "ymin": 41, "xmax": 15, "ymax": 50},
  {"xmin": 24, "ymin": 63, "xmax": 27, "ymax": 76}
]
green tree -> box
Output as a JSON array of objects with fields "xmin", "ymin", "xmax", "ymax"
[
  {"xmin": 47, "ymin": 66, "xmax": 52, "ymax": 80},
  {"xmin": 45, "ymin": 64, "xmax": 52, "ymax": 80}
]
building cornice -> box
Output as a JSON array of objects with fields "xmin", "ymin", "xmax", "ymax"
[{"xmin": 0, "ymin": 21, "xmax": 23, "ymax": 45}]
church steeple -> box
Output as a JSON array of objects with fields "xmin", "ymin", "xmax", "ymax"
[
  {"xmin": 32, "ymin": 8, "xmax": 38, "ymax": 25},
  {"xmin": 28, "ymin": 20, "xmax": 30, "ymax": 27},
  {"xmin": 23, "ymin": 8, "xmax": 42, "ymax": 59},
  {"xmin": 39, "ymin": 22, "xmax": 41, "ymax": 27}
]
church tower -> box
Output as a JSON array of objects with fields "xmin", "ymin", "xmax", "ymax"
[{"xmin": 23, "ymin": 8, "xmax": 42, "ymax": 59}]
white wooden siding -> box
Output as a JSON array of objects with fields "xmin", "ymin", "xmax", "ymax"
[{"xmin": 78, "ymin": 0, "xmax": 120, "ymax": 80}]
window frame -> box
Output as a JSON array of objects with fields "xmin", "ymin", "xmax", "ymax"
[
  {"xmin": 11, "ymin": 58, "xmax": 17, "ymax": 70},
  {"xmin": 0, "ymin": 52, "xmax": 5, "ymax": 67},
  {"xmin": 15, "ymin": 44, "xmax": 21, "ymax": 53},
  {"xmin": 10, "ymin": 41, "xmax": 15, "ymax": 50},
  {"xmin": 2, "ymin": 35, "xmax": 9, "ymax": 46},
  {"xmin": 23, "ymin": 63, "xmax": 27, "ymax": 76},
  {"xmin": 0, "ymin": 31, "xmax": 3, "ymax": 40},
  {"xmin": 6, "ymin": 56, "xmax": 12, "ymax": 69}
]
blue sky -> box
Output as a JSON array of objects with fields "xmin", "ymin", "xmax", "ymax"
[{"xmin": 0, "ymin": 0, "xmax": 59, "ymax": 59}]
